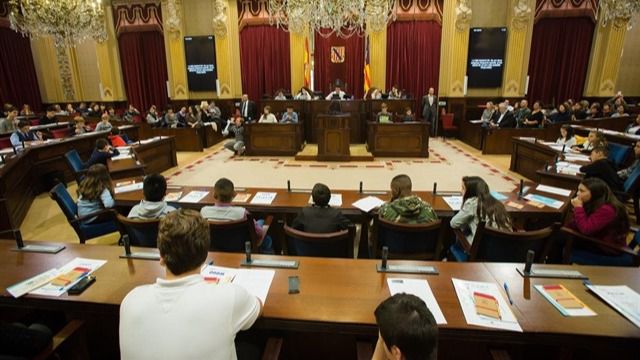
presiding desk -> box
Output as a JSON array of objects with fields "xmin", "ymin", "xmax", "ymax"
[
  {"xmin": 367, "ymin": 122, "xmax": 429, "ymax": 157},
  {"xmin": 0, "ymin": 242, "xmax": 638, "ymax": 359},
  {"xmin": 244, "ymin": 122, "xmax": 304, "ymax": 156}
]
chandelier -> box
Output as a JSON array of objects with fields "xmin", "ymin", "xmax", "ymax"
[
  {"xmin": 599, "ymin": 0, "xmax": 640, "ymax": 29},
  {"xmin": 268, "ymin": 0, "xmax": 396, "ymax": 38},
  {"xmin": 8, "ymin": 0, "xmax": 108, "ymax": 47}
]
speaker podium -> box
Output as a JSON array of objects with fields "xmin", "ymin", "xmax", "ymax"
[{"xmin": 316, "ymin": 113, "xmax": 351, "ymax": 161}]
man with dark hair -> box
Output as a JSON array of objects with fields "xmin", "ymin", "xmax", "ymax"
[
  {"xmin": 379, "ymin": 174, "xmax": 437, "ymax": 224},
  {"xmin": 84, "ymin": 138, "xmax": 119, "ymax": 168},
  {"xmin": 40, "ymin": 106, "xmax": 57, "ymax": 126},
  {"xmin": 10, "ymin": 120, "xmax": 43, "ymax": 148},
  {"xmin": 200, "ymin": 178, "xmax": 272, "ymax": 252},
  {"xmin": 580, "ymin": 145, "xmax": 623, "ymax": 193},
  {"xmin": 120, "ymin": 209, "xmax": 261, "ymax": 359},
  {"xmin": 291, "ymin": 183, "xmax": 351, "ymax": 233},
  {"xmin": 373, "ymin": 294, "xmax": 438, "ymax": 360},
  {"xmin": 128, "ymin": 174, "xmax": 177, "ymax": 219}
]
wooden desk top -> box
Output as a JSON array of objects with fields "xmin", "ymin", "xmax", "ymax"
[
  {"xmin": 0, "ymin": 242, "xmax": 638, "ymax": 340},
  {"xmin": 114, "ymin": 183, "xmax": 571, "ymax": 217}
]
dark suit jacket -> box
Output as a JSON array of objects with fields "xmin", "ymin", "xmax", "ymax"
[
  {"xmin": 291, "ymin": 206, "xmax": 351, "ymax": 234},
  {"xmin": 493, "ymin": 111, "xmax": 516, "ymax": 128},
  {"xmin": 580, "ymin": 159, "xmax": 624, "ymax": 193},
  {"xmin": 240, "ymin": 100, "xmax": 256, "ymax": 122},
  {"xmin": 421, "ymin": 95, "xmax": 438, "ymax": 122}
]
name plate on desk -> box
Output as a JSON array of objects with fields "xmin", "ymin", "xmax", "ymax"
[
  {"xmin": 377, "ymin": 264, "xmax": 438, "ymax": 275},
  {"xmin": 517, "ymin": 268, "xmax": 587, "ymax": 279},
  {"xmin": 240, "ymin": 259, "xmax": 299, "ymax": 269}
]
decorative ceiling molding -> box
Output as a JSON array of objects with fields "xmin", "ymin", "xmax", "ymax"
[
  {"xmin": 394, "ymin": 0, "xmax": 444, "ymax": 24},
  {"xmin": 113, "ymin": 2, "xmax": 163, "ymax": 36},
  {"xmin": 534, "ymin": 0, "xmax": 598, "ymax": 23},
  {"xmin": 238, "ymin": 0, "xmax": 270, "ymax": 32}
]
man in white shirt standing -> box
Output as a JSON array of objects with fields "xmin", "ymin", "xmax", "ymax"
[{"xmin": 119, "ymin": 209, "xmax": 262, "ymax": 360}]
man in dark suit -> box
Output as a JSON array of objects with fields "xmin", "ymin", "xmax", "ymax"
[
  {"xmin": 240, "ymin": 94, "xmax": 256, "ymax": 123},
  {"xmin": 490, "ymin": 102, "xmax": 516, "ymax": 128},
  {"xmin": 421, "ymin": 87, "xmax": 438, "ymax": 134},
  {"xmin": 291, "ymin": 183, "xmax": 351, "ymax": 233}
]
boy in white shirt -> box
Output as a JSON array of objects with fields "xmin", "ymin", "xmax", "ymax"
[{"xmin": 119, "ymin": 209, "xmax": 261, "ymax": 360}]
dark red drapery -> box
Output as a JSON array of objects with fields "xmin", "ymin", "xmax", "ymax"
[
  {"xmin": 240, "ymin": 25, "xmax": 291, "ymax": 103},
  {"xmin": 527, "ymin": 17, "xmax": 595, "ymax": 105},
  {"xmin": 386, "ymin": 21, "xmax": 441, "ymax": 115},
  {"xmin": 314, "ymin": 32, "xmax": 365, "ymax": 99},
  {"xmin": 117, "ymin": 31, "xmax": 168, "ymax": 110},
  {"xmin": 0, "ymin": 27, "xmax": 42, "ymax": 110}
]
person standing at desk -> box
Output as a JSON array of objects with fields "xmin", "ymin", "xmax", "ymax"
[
  {"xmin": 10, "ymin": 120, "xmax": 43, "ymax": 148},
  {"xmin": 280, "ymin": 106, "xmax": 299, "ymax": 124},
  {"xmin": 421, "ymin": 87, "xmax": 438, "ymax": 130},
  {"xmin": 258, "ymin": 106, "xmax": 277, "ymax": 123},
  {"xmin": 325, "ymin": 85, "xmax": 348, "ymax": 100},
  {"xmin": 240, "ymin": 94, "xmax": 256, "ymax": 122},
  {"xmin": 120, "ymin": 209, "xmax": 261, "ymax": 360}
]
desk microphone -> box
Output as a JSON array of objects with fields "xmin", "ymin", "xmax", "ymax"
[
  {"xmin": 524, "ymin": 250, "xmax": 534, "ymax": 275},
  {"xmin": 14, "ymin": 230, "xmax": 24, "ymax": 249},
  {"xmin": 518, "ymin": 180, "xmax": 524, "ymax": 199},
  {"xmin": 544, "ymin": 161, "xmax": 550, "ymax": 172},
  {"xmin": 433, "ymin": 182, "xmax": 437, "ymax": 196},
  {"xmin": 561, "ymin": 144, "xmax": 566, "ymax": 153},
  {"xmin": 123, "ymin": 234, "xmax": 132, "ymax": 256},
  {"xmin": 359, "ymin": 181, "xmax": 363, "ymax": 193},
  {"xmin": 381, "ymin": 246, "xmax": 388, "ymax": 270},
  {"xmin": 287, "ymin": 180, "xmax": 291, "ymax": 192},
  {"xmin": 244, "ymin": 241, "xmax": 252, "ymax": 264}
]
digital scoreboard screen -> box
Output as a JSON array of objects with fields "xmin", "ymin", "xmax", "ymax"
[
  {"xmin": 184, "ymin": 36, "xmax": 217, "ymax": 92},
  {"xmin": 466, "ymin": 27, "xmax": 507, "ymax": 88}
]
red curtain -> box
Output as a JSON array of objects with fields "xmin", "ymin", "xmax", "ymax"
[
  {"xmin": 314, "ymin": 32, "xmax": 365, "ymax": 99},
  {"xmin": 117, "ymin": 31, "xmax": 168, "ymax": 110},
  {"xmin": 0, "ymin": 27, "xmax": 42, "ymax": 111},
  {"xmin": 386, "ymin": 21, "xmax": 441, "ymax": 116},
  {"xmin": 527, "ymin": 17, "xmax": 595, "ymax": 105},
  {"xmin": 240, "ymin": 25, "xmax": 291, "ymax": 103}
]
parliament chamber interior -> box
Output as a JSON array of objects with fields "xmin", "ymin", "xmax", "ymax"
[{"xmin": 1, "ymin": 0, "xmax": 640, "ymax": 359}]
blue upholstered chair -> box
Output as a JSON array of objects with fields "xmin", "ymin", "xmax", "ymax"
[
  {"xmin": 621, "ymin": 166, "xmax": 640, "ymax": 224},
  {"xmin": 561, "ymin": 226, "xmax": 640, "ymax": 267},
  {"xmin": 450, "ymin": 222, "xmax": 558, "ymax": 263},
  {"xmin": 49, "ymin": 183, "xmax": 118, "ymax": 244},
  {"xmin": 284, "ymin": 224, "xmax": 355, "ymax": 258},
  {"xmin": 607, "ymin": 142, "xmax": 631, "ymax": 169},
  {"xmin": 371, "ymin": 217, "xmax": 443, "ymax": 260},
  {"xmin": 64, "ymin": 150, "xmax": 86, "ymax": 184},
  {"xmin": 117, "ymin": 214, "xmax": 160, "ymax": 248},
  {"xmin": 208, "ymin": 215, "xmax": 272, "ymax": 253}
]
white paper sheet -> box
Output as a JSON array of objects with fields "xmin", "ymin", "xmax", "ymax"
[
  {"xmin": 587, "ymin": 285, "xmax": 640, "ymax": 328},
  {"xmin": 200, "ymin": 265, "xmax": 275, "ymax": 304},
  {"xmin": 535, "ymin": 184, "xmax": 572, "ymax": 197},
  {"xmin": 250, "ymin": 192, "xmax": 277, "ymax": 205},
  {"xmin": 110, "ymin": 154, "xmax": 134, "ymax": 161},
  {"xmin": 6, "ymin": 269, "xmax": 60, "ymax": 298},
  {"xmin": 534, "ymin": 285, "xmax": 596, "ymax": 317},
  {"xmin": 442, "ymin": 196, "xmax": 463, "ymax": 211},
  {"xmin": 178, "ymin": 191, "xmax": 209, "ymax": 203},
  {"xmin": 524, "ymin": 194, "xmax": 565, "ymax": 209},
  {"xmin": 308, "ymin": 194, "xmax": 342, "ymax": 207},
  {"xmin": 115, "ymin": 182, "xmax": 144, "ymax": 194},
  {"xmin": 563, "ymin": 154, "xmax": 590, "ymax": 162},
  {"xmin": 352, "ymin": 196, "xmax": 386, "ymax": 212},
  {"xmin": 30, "ymin": 258, "xmax": 107, "ymax": 297},
  {"xmin": 452, "ymin": 278, "xmax": 523, "ymax": 332},
  {"xmin": 387, "ymin": 278, "xmax": 447, "ymax": 324}
]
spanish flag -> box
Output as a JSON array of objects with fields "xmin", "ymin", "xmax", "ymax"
[
  {"xmin": 363, "ymin": 35, "xmax": 371, "ymax": 94},
  {"xmin": 304, "ymin": 37, "xmax": 311, "ymax": 88}
]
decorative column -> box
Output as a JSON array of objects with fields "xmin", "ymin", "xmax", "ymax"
[
  {"xmin": 30, "ymin": 38, "xmax": 65, "ymax": 103},
  {"xmin": 214, "ymin": 0, "xmax": 242, "ymax": 98},
  {"xmin": 502, "ymin": 0, "xmax": 534, "ymax": 97},
  {"xmin": 438, "ymin": 0, "xmax": 472, "ymax": 97},
  {"xmin": 95, "ymin": 7, "xmax": 126, "ymax": 101},
  {"xmin": 289, "ymin": 32, "xmax": 306, "ymax": 93},
  {"xmin": 369, "ymin": 28, "xmax": 387, "ymax": 91},
  {"xmin": 162, "ymin": 0, "xmax": 189, "ymax": 100},
  {"xmin": 584, "ymin": 17, "xmax": 629, "ymax": 97}
]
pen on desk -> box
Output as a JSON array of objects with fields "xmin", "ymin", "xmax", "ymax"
[{"xmin": 503, "ymin": 282, "xmax": 514, "ymax": 305}]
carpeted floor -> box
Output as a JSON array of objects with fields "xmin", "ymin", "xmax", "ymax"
[{"xmin": 167, "ymin": 138, "xmax": 523, "ymax": 192}]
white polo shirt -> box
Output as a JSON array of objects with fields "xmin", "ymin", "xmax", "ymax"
[{"xmin": 119, "ymin": 274, "xmax": 261, "ymax": 360}]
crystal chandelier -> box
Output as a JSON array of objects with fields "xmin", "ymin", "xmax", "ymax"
[
  {"xmin": 8, "ymin": 0, "xmax": 108, "ymax": 47},
  {"xmin": 268, "ymin": 0, "xmax": 396, "ymax": 38},
  {"xmin": 599, "ymin": 0, "xmax": 640, "ymax": 29}
]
